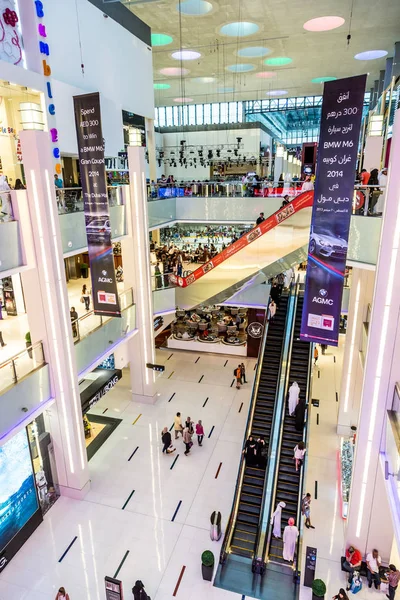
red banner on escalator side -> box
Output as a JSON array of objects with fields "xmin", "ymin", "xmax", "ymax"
[{"xmin": 169, "ymin": 190, "xmax": 314, "ymax": 288}]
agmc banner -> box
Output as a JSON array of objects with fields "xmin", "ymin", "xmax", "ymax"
[
  {"xmin": 73, "ymin": 92, "xmax": 121, "ymax": 317},
  {"xmin": 300, "ymin": 75, "xmax": 366, "ymax": 346}
]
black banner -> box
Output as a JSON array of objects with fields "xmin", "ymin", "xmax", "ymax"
[
  {"xmin": 73, "ymin": 92, "xmax": 121, "ymax": 317},
  {"xmin": 80, "ymin": 368, "xmax": 122, "ymax": 414},
  {"xmin": 301, "ymin": 75, "xmax": 366, "ymax": 345}
]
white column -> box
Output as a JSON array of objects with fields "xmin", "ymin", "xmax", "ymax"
[
  {"xmin": 125, "ymin": 145, "xmax": 156, "ymax": 399},
  {"xmin": 274, "ymin": 157, "xmax": 284, "ymax": 182},
  {"xmin": 145, "ymin": 118, "xmax": 157, "ymax": 183},
  {"xmin": 19, "ymin": 130, "xmax": 90, "ymax": 498},
  {"xmin": 338, "ymin": 268, "xmax": 375, "ymax": 435},
  {"xmin": 346, "ymin": 108, "xmax": 400, "ymax": 553}
]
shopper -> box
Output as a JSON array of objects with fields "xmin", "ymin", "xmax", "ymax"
[
  {"xmin": 271, "ymin": 501, "xmax": 286, "ymax": 538},
  {"xmin": 293, "ymin": 441, "xmax": 306, "ymax": 471},
  {"xmin": 235, "ymin": 364, "xmax": 242, "ymax": 389},
  {"xmin": 161, "ymin": 427, "xmax": 175, "ymax": 454},
  {"xmin": 183, "ymin": 426, "xmax": 193, "ymax": 456},
  {"xmin": 294, "ymin": 398, "xmax": 306, "ymax": 432},
  {"xmin": 270, "ymin": 283, "xmax": 280, "ymax": 305},
  {"xmin": 0, "ymin": 331, "xmax": 6, "ymax": 347},
  {"xmin": 132, "ymin": 580, "xmax": 150, "ymax": 600},
  {"xmin": 174, "ymin": 412, "xmax": 183, "ymax": 440},
  {"xmin": 154, "ymin": 262, "xmax": 162, "ymax": 289},
  {"xmin": 240, "ymin": 362, "xmax": 247, "ymax": 384},
  {"xmin": 196, "ymin": 420, "xmax": 204, "ymax": 446},
  {"xmin": 184, "ymin": 416, "xmax": 194, "ymax": 434},
  {"xmin": 343, "ymin": 545, "xmax": 363, "ymax": 590},
  {"xmin": 282, "ymin": 518, "xmax": 299, "ymax": 562},
  {"xmin": 301, "ymin": 174, "xmax": 314, "ymax": 192},
  {"xmin": 70, "ymin": 306, "xmax": 78, "ymax": 337},
  {"xmin": 366, "ymin": 548, "xmax": 381, "ymax": 589},
  {"xmin": 368, "ymin": 169, "xmax": 380, "ymax": 215},
  {"xmin": 256, "ymin": 212, "xmax": 265, "ymax": 226},
  {"xmin": 360, "ymin": 168, "xmax": 370, "ymax": 186},
  {"xmin": 54, "ymin": 173, "xmax": 63, "ymax": 189},
  {"xmin": 257, "ymin": 435, "xmax": 267, "ymax": 468},
  {"xmin": 268, "ymin": 299, "xmax": 277, "ymax": 321},
  {"xmin": 81, "ymin": 284, "xmax": 91, "ymax": 311},
  {"xmin": 321, "ymin": 343, "xmax": 327, "ymax": 355},
  {"xmin": 387, "ymin": 564, "xmax": 400, "ymax": 600},
  {"xmin": 288, "ymin": 381, "xmax": 300, "ymax": 416},
  {"xmin": 243, "ymin": 436, "xmax": 258, "ymax": 465},
  {"xmin": 14, "ymin": 178, "xmax": 25, "ymax": 190},
  {"xmin": 55, "ymin": 587, "xmax": 70, "ymax": 600},
  {"xmin": 301, "ymin": 493, "xmax": 315, "ymax": 529},
  {"xmin": 314, "ymin": 345, "xmax": 319, "ymax": 366},
  {"xmin": 332, "ymin": 589, "xmax": 349, "ymax": 600}
]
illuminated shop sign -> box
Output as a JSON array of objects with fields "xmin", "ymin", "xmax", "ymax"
[
  {"xmin": 0, "ymin": 0, "xmax": 24, "ymax": 66},
  {"xmin": 33, "ymin": 0, "xmax": 62, "ymax": 176}
]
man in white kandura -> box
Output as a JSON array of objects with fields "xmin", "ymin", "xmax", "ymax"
[
  {"xmin": 288, "ymin": 381, "xmax": 300, "ymax": 416},
  {"xmin": 283, "ymin": 517, "xmax": 299, "ymax": 562},
  {"xmin": 271, "ymin": 501, "xmax": 286, "ymax": 538}
]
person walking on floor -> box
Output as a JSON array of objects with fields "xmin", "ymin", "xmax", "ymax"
[
  {"xmin": 55, "ymin": 587, "xmax": 70, "ymax": 600},
  {"xmin": 81, "ymin": 284, "xmax": 91, "ymax": 311},
  {"xmin": 196, "ymin": 420, "xmax": 204, "ymax": 446},
  {"xmin": 366, "ymin": 548, "xmax": 381, "ymax": 590},
  {"xmin": 183, "ymin": 426, "xmax": 193, "ymax": 456},
  {"xmin": 282, "ymin": 518, "xmax": 299, "ymax": 562},
  {"xmin": 184, "ymin": 416, "xmax": 194, "ymax": 434},
  {"xmin": 240, "ymin": 362, "xmax": 247, "ymax": 384},
  {"xmin": 301, "ymin": 493, "xmax": 315, "ymax": 529},
  {"xmin": 293, "ymin": 441, "xmax": 306, "ymax": 472},
  {"xmin": 174, "ymin": 412, "xmax": 183, "ymax": 440},
  {"xmin": 343, "ymin": 545, "xmax": 362, "ymax": 590},
  {"xmin": 161, "ymin": 427, "xmax": 175, "ymax": 454},
  {"xmin": 332, "ymin": 589, "xmax": 349, "ymax": 600},
  {"xmin": 235, "ymin": 365, "xmax": 242, "ymax": 389},
  {"xmin": 314, "ymin": 345, "xmax": 319, "ymax": 366},
  {"xmin": 387, "ymin": 564, "xmax": 400, "ymax": 600},
  {"xmin": 271, "ymin": 501, "xmax": 286, "ymax": 538}
]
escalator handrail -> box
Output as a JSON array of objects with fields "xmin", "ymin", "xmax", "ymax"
[
  {"xmin": 253, "ymin": 280, "xmax": 298, "ymax": 566},
  {"xmin": 259, "ymin": 278, "xmax": 300, "ymax": 565},
  {"xmin": 219, "ymin": 299, "xmax": 273, "ymax": 564},
  {"xmin": 293, "ymin": 337, "xmax": 314, "ymax": 581}
]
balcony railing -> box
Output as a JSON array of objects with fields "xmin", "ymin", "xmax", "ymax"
[
  {"xmin": 0, "ymin": 342, "xmax": 45, "ymax": 395},
  {"xmin": 56, "ymin": 185, "xmax": 124, "ymax": 215},
  {"xmin": 71, "ymin": 288, "xmax": 133, "ymax": 342},
  {"xmin": 0, "ymin": 190, "xmax": 14, "ymax": 223}
]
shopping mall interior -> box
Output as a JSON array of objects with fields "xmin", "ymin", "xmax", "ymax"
[{"xmin": 0, "ymin": 1, "xmax": 399, "ymax": 600}]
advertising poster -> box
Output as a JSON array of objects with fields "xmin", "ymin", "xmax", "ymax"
[
  {"xmin": 105, "ymin": 576, "xmax": 124, "ymax": 600},
  {"xmin": 300, "ymin": 75, "xmax": 367, "ymax": 346},
  {"xmin": 73, "ymin": 92, "xmax": 121, "ymax": 317},
  {"xmin": 0, "ymin": 430, "xmax": 39, "ymax": 556},
  {"xmin": 168, "ymin": 190, "xmax": 314, "ymax": 288}
]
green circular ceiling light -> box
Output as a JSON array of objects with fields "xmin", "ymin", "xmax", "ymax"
[
  {"xmin": 151, "ymin": 33, "xmax": 173, "ymax": 46},
  {"xmin": 311, "ymin": 76, "xmax": 337, "ymax": 83},
  {"xmin": 264, "ymin": 56, "xmax": 292, "ymax": 66},
  {"xmin": 154, "ymin": 83, "xmax": 171, "ymax": 89}
]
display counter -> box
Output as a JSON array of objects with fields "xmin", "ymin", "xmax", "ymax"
[{"xmin": 167, "ymin": 334, "xmax": 247, "ymax": 356}]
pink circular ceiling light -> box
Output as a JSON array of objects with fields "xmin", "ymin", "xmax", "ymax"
[
  {"xmin": 159, "ymin": 67, "xmax": 190, "ymax": 76},
  {"xmin": 303, "ymin": 16, "xmax": 345, "ymax": 32},
  {"xmin": 174, "ymin": 97, "xmax": 194, "ymax": 102},
  {"xmin": 256, "ymin": 71, "xmax": 277, "ymax": 79},
  {"xmin": 172, "ymin": 50, "xmax": 201, "ymax": 60}
]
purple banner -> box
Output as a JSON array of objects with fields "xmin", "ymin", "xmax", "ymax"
[
  {"xmin": 300, "ymin": 75, "xmax": 366, "ymax": 346},
  {"xmin": 73, "ymin": 92, "xmax": 121, "ymax": 318}
]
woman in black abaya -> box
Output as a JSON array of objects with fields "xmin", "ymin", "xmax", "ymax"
[{"xmin": 294, "ymin": 399, "xmax": 306, "ymax": 432}]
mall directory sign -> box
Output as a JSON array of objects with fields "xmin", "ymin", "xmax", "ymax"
[
  {"xmin": 73, "ymin": 92, "xmax": 121, "ymax": 317},
  {"xmin": 300, "ymin": 74, "xmax": 367, "ymax": 346},
  {"xmin": 105, "ymin": 576, "xmax": 124, "ymax": 600}
]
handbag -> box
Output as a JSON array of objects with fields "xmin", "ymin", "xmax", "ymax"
[
  {"xmin": 80, "ymin": 296, "xmax": 85, "ymax": 303},
  {"xmin": 350, "ymin": 572, "xmax": 362, "ymax": 594}
]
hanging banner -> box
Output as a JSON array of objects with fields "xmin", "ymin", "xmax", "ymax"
[
  {"xmin": 300, "ymin": 75, "xmax": 367, "ymax": 346},
  {"xmin": 73, "ymin": 92, "xmax": 121, "ymax": 317}
]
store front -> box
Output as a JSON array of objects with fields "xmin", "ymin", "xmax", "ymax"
[{"xmin": 79, "ymin": 365, "xmax": 123, "ymax": 460}]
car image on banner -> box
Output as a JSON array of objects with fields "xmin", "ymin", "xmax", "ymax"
[{"xmin": 309, "ymin": 227, "xmax": 348, "ymax": 259}]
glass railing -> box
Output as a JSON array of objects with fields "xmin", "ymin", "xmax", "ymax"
[
  {"xmin": 151, "ymin": 273, "xmax": 177, "ymax": 291},
  {"xmin": 0, "ymin": 342, "xmax": 45, "ymax": 394},
  {"xmin": 0, "ymin": 190, "xmax": 14, "ymax": 223},
  {"xmin": 71, "ymin": 288, "xmax": 133, "ymax": 342},
  {"xmin": 57, "ymin": 185, "xmax": 125, "ymax": 214}
]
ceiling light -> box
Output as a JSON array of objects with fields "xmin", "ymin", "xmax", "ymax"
[
  {"xmin": 266, "ymin": 90, "xmax": 288, "ymax": 96},
  {"xmin": 265, "ymin": 57, "xmax": 292, "ymax": 66},
  {"xmin": 151, "ymin": 33, "xmax": 173, "ymax": 46},
  {"xmin": 174, "ymin": 97, "xmax": 194, "ymax": 102},
  {"xmin": 154, "ymin": 83, "xmax": 171, "ymax": 89},
  {"xmin": 311, "ymin": 76, "xmax": 337, "ymax": 83},
  {"xmin": 226, "ymin": 64, "xmax": 255, "ymax": 73},
  {"xmin": 354, "ymin": 50, "xmax": 388, "ymax": 61},
  {"xmin": 237, "ymin": 46, "xmax": 271, "ymax": 58},
  {"xmin": 303, "ymin": 16, "xmax": 345, "ymax": 32},
  {"xmin": 172, "ymin": 50, "xmax": 201, "ymax": 60},
  {"xmin": 177, "ymin": 0, "xmax": 213, "ymax": 15},
  {"xmin": 192, "ymin": 77, "xmax": 216, "ymax": 83},
  {"xmin": 256, "ymin": 71, "xmax": 277, "ymax": 79},
  {"xmin": 219, "ymin": 22, "xmax": 259, "ymax": 37},
  {"xmin": 159, "ymin": 67, "xmax": 190, "ymax": 76}
]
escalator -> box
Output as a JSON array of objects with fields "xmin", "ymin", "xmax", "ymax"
[
  {"xmin": 268, "ymin": 292, "xmax": 311, "ymax": 564},
  {"xmin": 230, "ymin": 293, "xmax": 289, "ymax": 559}
]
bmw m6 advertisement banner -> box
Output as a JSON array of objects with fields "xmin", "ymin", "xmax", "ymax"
[
  {"xmin": 300, "ymin": 75, "xmax": 367, "ymax": 346},
  {"xmin": 73, "ymin": 92, "xmax": 121, "ymax": 317}
]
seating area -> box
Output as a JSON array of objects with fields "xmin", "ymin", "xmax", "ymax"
[{"xmin": 171, "ymin": 305, "xmax": 248, "ymax": 346}]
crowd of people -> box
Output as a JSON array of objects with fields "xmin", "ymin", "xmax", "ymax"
[
  {"xmin": 342, "ymin": 544, "xmax": 400, "ymax": 597},
  {"xmin": 356, "ymin": 167, "xmax": 388, "ymax": 216},
  {"xmin": 161, "ymin": 413, "xmax": 205, "ymax": 456}
]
